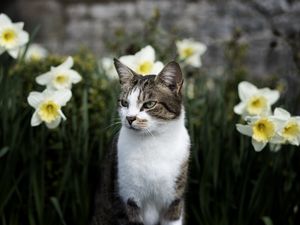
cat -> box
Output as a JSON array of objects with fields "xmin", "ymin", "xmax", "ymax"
[{"xmin": 91, "ymin": 58, "xmax": 190, "ymax": 225}]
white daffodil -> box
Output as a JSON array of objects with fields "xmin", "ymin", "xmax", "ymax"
[
  {"xmin": 36, "ymin": 56, "xmax": 82, "ymax": 90},
  {"xmin": 273, "ymin": 107, "xmax": 300, "ymax": 146},
  {"xmin": 100, "ymin": 57, "xmax": 118, "ymax": 79},
  {"xmin": 119, "ymin": 45, "xmax": 164, "ymax": 75},
  {"xmin": 176, "ymin": 38, "xmax": 207, "ymax": 68},
  {"xmin": 236, "ymin": 116, "xmax": 281, "ymax": 151},
  {"xmin": 0, "ymin": 13, "xmax": 29, "ymax": 58},
  {"xmin": 234, "ymin": 81, "xmax": 280, "ymax": 117},
  {"xmin": 27, "ymin": 89, "xmax": 72, "ymax": 129},
  {"xmin": 24, "ymin": 43, "xmax": 48, "ymax": 61}
]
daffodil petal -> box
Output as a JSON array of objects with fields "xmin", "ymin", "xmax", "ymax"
[
  {"xmin": 270, "ymin": 133, "xmax": 285, "ymax": 144},
  {"xmin": 195, "ymin": 42, "xmax": 207, "ymax": 55},
  {"xmin": 42, "ymin": 88, "xmax": 55, "ymax": 97},
  {"xmin": 101, "ymin": 57, "xmax": 113, "ymax": 69},
  {"xmin": 119, "ymin": 55, "xmax": 136, "ymax": 71},
  {"xmin": 236, "ymin": 124, "xmax": 253, "ymax": 136},
  {"xmin": 273, "ymin": 107, "xmax": 290, "ymax": 120},
  {"xmin": 56, "ymin": 56, "xmax": 73, "ymax": 70},
  {"xmin": 14, "ymin": 22, "xmax": 24, "ymax": 30},
  {"xmin": 152, "ymin": 61, "xmax": 164, "ymax": 74},
  {"xmin": 8, "ymin": 48, "xmax": 19, "ymax": 58},
  {"xmin": 251, "ymin": 139, "xmax": 267, "ymax": 152},
  {"xmin": 101, "ymin": 57, "xmax": 118, "ymax": 79},
  {"xmin": 289, "ymin": 138, "xmax": 299, "ymax": 146},
  {"xmin": 294, "ymin": 116, "xmax": 300, "ymax": 124},
  {"xmin": 25, "ymin": 43, "xmax": 48, "ymax": 61},
  {"xmin": 58, "ymin": 110, "xmax": 66, "ymax": 120},
  {"xmin": 27, "ymin": 91, "xmax": 44, "ymax": 108},
  {"xmin": 46, "ymin": 117, "xmax": 61, "ymax": 129},
  {"xmin": 50, "ymin": 82, "xmax": 71, "ymax": 90},
  {"xmin": 260, "ymin": 88, "xmax": 280, "ymax": 104},
  {"xmin": 271, "ymin": 118, "xmax": 285, "ymax": 130},
  {"xmin": 0, "ymin": 14, "xmax": 12, "ymax": 25},
  {"xmin": 69, "ymin": 70, "xmax": 82, "ymax": 83},
  {"xmin": 187, "ymin": 54, "xmax": 201, "ymax": 67},
  {"xmin": 135, "ymin": 45, "xmax": 155, "ymax": 62},
  {"xmin": 269, "ymin": 143, "xmax": 282, "ymax": 152},
  {"xmin": 36, "ymin": 72, "xmax": 52, "ymax": 85},
  {"xmin": 176, "ymin": 39, "xmax": 206, "ymax": 67},
  {"xmin": 238, "ymin": 81, "xmax": 258, "ymax": 101},
  {"xmin": 244, "ymin": 115, "xmax": 260, "ymax": 124},
  {"xmin": 30, "ymin": 111, "xmax": 42, "ymax": 126},
  {"xmin": 18, "ymin": 31, "xmax": 29, "ymax": 45},
  {"xmin": 233, "ymin": 102, "xmax": 245, "ymax": 115},
  {"xmin": 52, "ymin": 89, "xmax": 72, "ymax": 106}
]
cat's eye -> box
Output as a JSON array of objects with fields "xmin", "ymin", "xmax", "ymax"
[
  {"xmin": 120, "ymin": 99, "xmax": 129, "ymax": 107},
  {"xmin": 143, "ymin": 101, "xmax": 157, "ymax": 109}
]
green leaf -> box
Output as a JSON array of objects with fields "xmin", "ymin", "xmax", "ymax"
[
  {"xmin": 261, "ymin": 217, "xmax": 273, "ymax": 225},
  {"xmin": 0, "ymin": 146, "xmax": 9, "ymax": 158},
  {"xmin": 50, "ymin": 197, "xmax": 67, "ymax": 225}
]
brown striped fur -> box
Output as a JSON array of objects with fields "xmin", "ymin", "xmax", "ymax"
[{"xmin": 115, "ymin": 59, "xmax": 184, "ymax": 121}]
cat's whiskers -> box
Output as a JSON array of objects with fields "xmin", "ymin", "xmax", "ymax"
[
  {"xmin": 103, "ymin": 120, "xmax": 122, "ymax": 131},
  {"xmin": 145, "ymin": 128, "xmax": 156, "ymax": 139}
]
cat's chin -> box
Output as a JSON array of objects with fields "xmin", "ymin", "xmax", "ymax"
[
  {"xmin": 127, "ymin": 126, "xmax": 140, "ymax": 131},
  {"xmin": 124, "ymin": 124, "xmax": 143, "ymax": 131},
  {"xmin": 124, "ymin": 124, "xmax": 154, "ymax": 134}
]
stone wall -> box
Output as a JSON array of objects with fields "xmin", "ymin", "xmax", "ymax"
[{"xmin": 3, "ymin": 0, "xmax": 300, "ymax": 77}]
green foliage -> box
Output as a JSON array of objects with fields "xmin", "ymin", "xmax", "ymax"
[
  {"xmin": 0, "ymin": 50, "xmax": 119, "ymax": 225},
  {"xmin": 185, "ymin": 75, "xmax": 300, "ymax": 225},
  {"xmin": 1, "ymin": 11, "xmax": 300, "ymax": 225}
]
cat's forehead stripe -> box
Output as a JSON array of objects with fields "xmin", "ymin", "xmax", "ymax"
[{"xmin": 128, "ymin": 87, "xmax": 140, "ymax": 104}]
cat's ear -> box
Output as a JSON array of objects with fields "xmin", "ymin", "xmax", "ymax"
[
  {"xmin": 114, "ymin": 58, "xmax": 138, "ymax": 86},
  {"xmin": 156, "ymin": 61, "xmax": 184, "ymax": 94}
]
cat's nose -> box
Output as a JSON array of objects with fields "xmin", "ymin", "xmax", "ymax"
[{"xmin": 126, "ymin": 116, "xmax": 136, "ymax": 125}]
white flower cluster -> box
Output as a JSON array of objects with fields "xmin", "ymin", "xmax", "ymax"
[
  {"xmin": 119, "ymin": 45, "xmax": 164, "ymax": 76},
  {"xmin": 235, "ymin": 81, "xmax": 300, "ymax": 151},
  {"xmin": 176, "ymin": 39, "xmax": 207, "ymax": 68},
  {"xmin": 99, "ymin": 45, "xmax": 164, "ymax": 79},
  {"xmin": 0, "ymin": 13, "xmax": 48, "ymax": 61},
  {"xmin": 0, "ymin": 13, "xmax": 29, "ymax": 58},
  {"xmin": 27, "ymin": 57, "xmax": 82, "ymax": 129},
  {"xmin": 23, "ymin": 43, "xmax": 48, "ymax": 62},
  {"xmin": 100, "ymin": 40, "xmax": 206, "ymax": 79}
]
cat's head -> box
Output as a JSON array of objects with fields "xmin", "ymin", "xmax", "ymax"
[{"xmin": 114, "ymin": 58, "xmax": 184, "ymax": 134}]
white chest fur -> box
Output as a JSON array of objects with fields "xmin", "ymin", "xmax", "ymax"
[{"xmin": 117, "ymin": 115, "xmax": 190, "ymax": 224}]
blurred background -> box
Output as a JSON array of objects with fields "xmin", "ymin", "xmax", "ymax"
[
  {"xmin": 2, "ymin": 0, "xmax": 300, "ymax": 77},
  {"xmin": 1, "ymin": 1, "xmax": 300, "ymax": 225}
]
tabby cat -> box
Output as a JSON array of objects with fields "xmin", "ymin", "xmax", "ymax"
[{"xmin": 91, "ymin": 59, "xmax": 190, "ymax": 225}]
